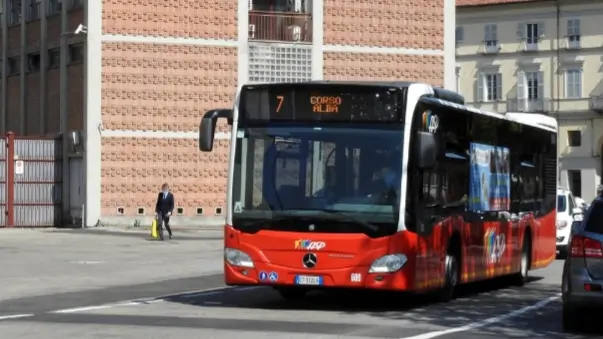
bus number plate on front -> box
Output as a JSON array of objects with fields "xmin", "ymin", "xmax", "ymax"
[{"xmin": 294, "ymin": 275, "xmax": 323, "ymax": 285}]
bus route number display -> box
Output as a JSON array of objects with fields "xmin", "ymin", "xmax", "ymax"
[{"xmin": 240, "ymin": 85, "xmax": 402, "ymax": 122}]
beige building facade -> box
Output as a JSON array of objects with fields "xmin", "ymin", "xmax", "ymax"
[
  {"xmin": 457, "ymin": 0, "xmax": 603, "ymax": 201},
  {"xmin": 0, "ymin": 0, "xmax": 456, "ymax": 226}
]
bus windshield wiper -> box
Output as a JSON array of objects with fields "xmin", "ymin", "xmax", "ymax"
[{"xmin": 279, "ymin": 208, "xmax": 379, "ymax": 232}]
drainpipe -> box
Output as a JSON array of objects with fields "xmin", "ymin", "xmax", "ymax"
[
  {"xmin": 19, "ymin": 0, "xmax": 26, "ymax": 134},
  {"xmin": 1, "ymin": 0, "xmax": 8, "ymax": 133},
  {"xmin": 555, "ymin": 0, "xmax": 560, "ymax": 114},
  {"xmin": 40, "ymin": 0, "xmax": 47, "ymax": 134}
]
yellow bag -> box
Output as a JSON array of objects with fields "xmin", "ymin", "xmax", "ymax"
[{"xmin": 151, "ymin": 218, "xmax": 159, "ymax": 239}]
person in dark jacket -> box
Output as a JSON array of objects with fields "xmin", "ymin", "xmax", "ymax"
[{"xmin": 155, "ymin": 183, "xmax": 174, "ymax": 240}]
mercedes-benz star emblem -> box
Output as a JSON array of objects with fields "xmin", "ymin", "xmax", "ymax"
[
  {"xmin": 308, "ymin": 224, "xmax": 315, "ymax": 231},
  {"xmin": 302, "ymin": 253, "xmax": 317, "ymax": 268}
]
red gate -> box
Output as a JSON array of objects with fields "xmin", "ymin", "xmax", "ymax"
[{"xmin": 2, "ymin": 132, "xmax": 63, "ymax": 227}]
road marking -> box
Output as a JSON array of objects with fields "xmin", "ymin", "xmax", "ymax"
[
  {"xmin": 48, "ymin": 285, "xmax": 258, "ymax": 314},
  {"xmin": 399, "ymin": 293, "xmax": 561, "ymax": 339},
  {"xmin": 0, "ymin": 314, "xmax": 34, "ymax": 321}
]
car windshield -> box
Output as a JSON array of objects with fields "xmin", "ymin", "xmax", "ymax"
[
  {"xmin": 231, "ymin": 125, "xmax": 403, "ymax": 229},
  {"xmin": 558, "ymin": 195, "xmax": 567, "ymax": 213}
]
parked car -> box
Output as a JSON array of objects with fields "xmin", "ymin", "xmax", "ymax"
[
  {"xmin": 561, "ymin": 198, "xmax": 603, "ymax": 332},
  {"xmin": 557, "ymin": 188, "xmax": 582, "ymax": 257}
]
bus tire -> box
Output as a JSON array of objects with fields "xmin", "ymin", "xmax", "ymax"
[
  {"xmin": 511, "ymin": 230, "xmax": 531, "ymax": 287},
  {"xmin": 437, "ymin": 237, "xmax": 460, "ymax": 302}
]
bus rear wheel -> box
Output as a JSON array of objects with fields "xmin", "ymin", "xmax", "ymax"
[{"xmin": 511, "ymin": 232, "xmax": 531, "ymax": 286}]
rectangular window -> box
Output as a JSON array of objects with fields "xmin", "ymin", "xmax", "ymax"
[
  {"xmin": 526, "ymin": 23, "xmax": 539, "ymax": 44},
  {"xmin": 567, "ymin": 19, "xmax": 580, "ymax": 48},
  {"xmin": 567, "ymin": 130, "xmax": 581, "ymax": 147},
  {"xmin": 456, "ymin": 26, "xmax": 464, "ymax": 44},
  {"xmin": 477, "ymin": 72, "xmax": 502, "ymax": 102},
  {"xmin": 484, "ymin": 24, "xmax": 498, "ymax": 46},
  {"xmin": 48, "ymin": 0, "xmax": 61, "ymax": 15},
  {"xmin": 526, "ymin": 71, "xmax": 540, "ymax": 100},
  {"xmin": 9, "ymin": 0, "xmax": 22, "ymax": 25},
  {"xmin": 27, "ymin": 53, "xmax": 41, "ymax": 71},
  {"xmin": 29, "ymin": 0, "xmax": 40, "ymax": 20},
  {"xmin": 568, "ymin": 170, "xmax": 582, "ymax": 198},
  {"xmin": 7, "ymin": 57, "xmax": 20, "ymax": 76},
  {"xmin": 68, "ymin": 43, "xmax": 84, "ymax": 63},
  {"xmin": 48, "ymin": 48, "xmax": 60, "ymax": 68},
  {"xmin": 565, "ymin": 69, "xmax": 582, "ymax": 98}
]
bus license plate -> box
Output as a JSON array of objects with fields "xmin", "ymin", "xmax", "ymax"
[{"xmin": 294, "ymin": 275, "xmax": 323, "ymax": 286}]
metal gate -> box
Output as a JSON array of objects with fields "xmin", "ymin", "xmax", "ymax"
[
  {"xmin": 0, "ymin": 138, "xmax": 5, "ymax": 227},
  {"xmin": 5, "ymin": 133, "xmax": 62, "ymax": 227}
]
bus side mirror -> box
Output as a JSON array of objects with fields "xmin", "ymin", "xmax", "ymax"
[
  {"xmin": 199, "ymin": 109, "xmax": 233, "ymax": 152},
  {"xmin": 415, "ymin": 132, "xmax": 438, "ymax": 169}
]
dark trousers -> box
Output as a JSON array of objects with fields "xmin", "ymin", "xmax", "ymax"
[{"xmin": 157, "ymin": 213, "xmax": 172, "ymax": 239}]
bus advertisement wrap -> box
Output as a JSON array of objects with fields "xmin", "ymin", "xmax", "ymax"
[{"xmin": 469, "ymin": 142, "xmax": 511, "ymax": 212}]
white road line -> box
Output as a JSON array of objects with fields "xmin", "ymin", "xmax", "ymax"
[
  {"xmin": 0, "ymin": 314, "xmax": 34, "ymax": 321},
  {"xmin": 48, "ymin": 285, "xmax": 257, "ymax": 314},
  {"xmin": 399, "ymin": 294, "xmax": 561, "ymax": 339}
]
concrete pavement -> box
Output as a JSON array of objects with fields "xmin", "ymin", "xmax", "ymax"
[{"xmin": 0, "ymin": 228, "xmax": 601, "ymax": 338}]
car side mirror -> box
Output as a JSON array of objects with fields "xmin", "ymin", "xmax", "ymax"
[{"xmin": 199, "ymin": 109, "xmax": 232, "ymax": 152}]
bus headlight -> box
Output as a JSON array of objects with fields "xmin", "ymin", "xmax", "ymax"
[
  {"xmin": 368, "ymin": 254, "xmax": 408, "ymax": 273},
  {"xmin": 224, "ymin": 248, "xmax": 254, "ymax": 268}
]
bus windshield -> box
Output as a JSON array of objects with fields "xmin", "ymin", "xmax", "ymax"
[{"xmin": 231, "ymin": 124, "xmax": 402, "ymax": 234}]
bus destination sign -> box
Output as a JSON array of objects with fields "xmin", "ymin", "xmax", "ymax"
[{"xmin": 240, "ymin": 84, "xmax": 402, "ymax": 123}]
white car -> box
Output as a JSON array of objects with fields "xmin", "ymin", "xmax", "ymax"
[
  {"xmin": 574, "ymin": 196, "xmax": 589, "ymax": 211},
  {"xmin": 557, "ymin": 188, "xmax": 582, "ymax": 257}
]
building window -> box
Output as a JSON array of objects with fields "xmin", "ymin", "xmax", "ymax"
[
  {"xmin": 9, "ymin": 0, "xmax": 22, "ymax": 25},
  {"xmin": 565, "ymin": 69, "xmax": 582, "ymax": 98},
  {"xmin": 477, "ymin": 72, "xmax": 502, "ymax": 102},
  {"xmin": 518, "ymin": 71, "xmax": 543, "ymax": 100},
  {"xmin": 568, "ymin": 170, "xmax": 582, "ymax": 198},
  {"xmin": 48, "ymin": 0, "xmax": 61, "ymax": 15},
  {"xmin": 27, "ymin": 53, "xmax": 41, "ymax": 71},
  {"xmin": 29, "ymin": 0, "xmax": 41, "ymax": 20},
  {"xmin": 526, "ymin": 23, "xmax": 540, "ymax": 44},
  {"xmin": 567, "ymin": 130, "xmax": 581, "ymax": 147},
  {"xmin": 7, "ymin": 57, "xmax": 20, "ymax": 76},
  {"xmin": 248, "ymin": 43, "xmax": 311, "ymax": 83},
  {"xmin": 455, "ymin": 26, "xmax": 464, "ymax": 44},
  {"xmin": 69, "ymin": 44, "xmax": 84, "ymax": 63},
  {"xmin": 484, "ymin": 24, "xmax": 498, "ymax": 52},
  {"xmin": 48, "ymin": 48, "xmax": 60, "ymax": 68},
  {"xmin": 567, "ymin": 19, "xmax": 580, "ymax": 49}
]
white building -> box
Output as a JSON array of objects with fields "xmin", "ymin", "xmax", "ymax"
[{"xmin": 457, "ymin": 0, "xmax": 603, "ymax": 201}]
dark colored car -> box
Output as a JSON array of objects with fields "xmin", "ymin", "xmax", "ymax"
[{"xmin": 561, "ymin": 198, "xmax": 603, "ymax": 332}]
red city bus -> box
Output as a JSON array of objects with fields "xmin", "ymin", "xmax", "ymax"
[{"xmin": 199, "ymin": 82, "xmax": 558, "ymax": 301}]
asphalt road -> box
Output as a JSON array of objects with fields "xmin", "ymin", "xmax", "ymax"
[{"xmin": 0, "ymin": 228, "xmax": 602, "ymax": 338}]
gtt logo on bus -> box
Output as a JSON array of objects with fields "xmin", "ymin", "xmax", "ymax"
[{"xmin": 294, "ymin": 239, "xmax": 326, "ymax": 250}]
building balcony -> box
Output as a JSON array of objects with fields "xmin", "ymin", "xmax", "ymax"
[
  {"xmin": 249, "ymin": 11, "xmax": 312, "ymax": 43},
  {"xmin": 590, "ymin": 95, "xmax": 603, "ymax": 114},
  {"xmin": 506, "ymin": 98, "xmax": 552, "ymax": 113}
]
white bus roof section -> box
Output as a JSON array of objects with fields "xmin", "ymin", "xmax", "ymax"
[{"xmin": 426, "ymin": 97, "xmax": 557, "ymax": 133}]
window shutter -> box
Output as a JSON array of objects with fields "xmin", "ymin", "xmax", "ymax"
[
  {"xmin": 248, "ymin": 0, "xmax": 253, "ymax": 10},
  {"xmin": 567, "ymin": 19, "xmax": 573, "ymax": 36},
  {"xmin": 496, "ymin": 73, "xmax": 502, "ymax": 101},
  {"xmin": 477, "ymin": 72, "xmax": 484, "ymax": 102},
  {"xmin": 517, "ymin": 71, "xmax": 526, "ymax": 101},
  {"xmin": 484, "ymin": 25, "xmax": 490, "ymax": 42},
  {"xmin": 538, "ymin": 22, "xmax": 545, "ymax": 37},
  {"xmin": 491, "ymin": 25, "xmax": 498, "ymax": 41},
  {"xmin": 516, "ymin": 23, "xmax": 525, "ymax": 39},
  {"xmin": 575, "ymin": 19, "xmax": 581, "ymax": 35},
  {"xmin": 537, "ymin": 71, "xmax": 544, "ymax": 99}
]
